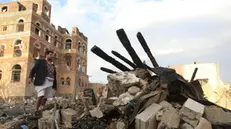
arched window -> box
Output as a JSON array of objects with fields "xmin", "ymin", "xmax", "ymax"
[
  {"xmin": 65, "ymin": 39, "xmax": 72, "ymax": 50},
  {"xmin": 61, "ymin": 77, "xmax": 65, "ymax": 85},
  {"xmin": 17, "ymin": 19, "xmax": 24, "ymax": 32},
  {"xmin": 64, "ymin": 54, "xmax": 72, "ymax": 67},
  {"xmin": 82, "ymin": 44, "xmax": 86, "ymax": 55},
  {"xmin": 82, "ymin": 60, "xmax": 86, "ymax": 73},
  {"xmin": 14, "ymin": 40, "xmax": 22, "ymax": 57},
  {"xmin": 33, "ymin": 42, "xmax": 41, "ymax": 59},
  {"xmin": 66, "ymin": 77, "xmax": 71, "ymax": 86},
  {"xmin": 44, "ymin": 6, "xmax": 49, "ymax": 16},
  {"xmin": 45, "ymin": 30, "xmax": 50, "ymax": 42},
  {"xmin": 77, "ymin": 58, "xmax": 81, "ymax": 70},
  {"xmin": 35, "ymin": 22, "xmax": 40, "ymax": 36},
  {"xmin": 11, "ymin": 64, "xmax": 21, "ymax": 82},
  {"xmin": 54, "ymin": 36, "xmax": 58, "ymax": 47},
  {"xmin": 78, "ymin": 42, "xmax": 81, "ymax": 51},
  {"xmin": 1, "ymin": 6, "xmax": 8, "ymax": 12},
  {"xmin": 0, "ymin": 70, "xmax": 2, "ymax": 80},
  {"xmin": 0, "ymin": 45, "xmax": 5, "ymax": 57}
]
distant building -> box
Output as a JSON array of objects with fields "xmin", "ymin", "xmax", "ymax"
[
  {"xmin": 169, "ymin": 61, "xmax": 227, "ymax": 90},
  {"xmin": 169, "ymin": 61, "xmax": 231, "ymax": 109},
  {"xmin": 88, "ymin": 82, "xmax": 105, "ymax": 95},
  {"xmin": 0, "ymin": 0, "xmax": 88, "ymax": 98}
]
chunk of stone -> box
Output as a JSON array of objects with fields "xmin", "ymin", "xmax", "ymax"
[
  {"xmin": 159, "ymin": 101, "xmax": 173, "ymax": 109},
  {"xmin": 135, "ymin": 103, "xmax": 162, "ymax": 129},
  {"xmin": 204, "ymin": 106, "xmax": 231, "ymax": 125},
  {"xmin": 38, "ymin": 117, "xmax": 54, "ymax": 129},
  {"xmin": 180, "ymin": 98, "xmax": 205, "ymax": 127},
  {"xmin": 156, "ymin": 109, "xmax": 164, "ymax": 121},
  {"xmin": 89, "ymin": 107, "xmax": 103, "ymax": 118},
  {"xmin": 61, "ymin": 108, "xmax": 77, "ymax": 128},
  {"xmin": 180, "ymin": 123, "xmax": 193, "ymax": 129},
  {"xmin": 158, "ymin": 107, "xmax": 180, "ymax": 128},
  {"xmin": 195, "ymin": 117, "xmax": 212, "ymax": 129},
  {"xmin": 128, "ymin": 86, "xmax": 140, "ymax": 95},
  {"xmin": 116, "ymin": 120, "xmax": 126, "ymax": 129},
  {"xmin": 113, "ymin": 92, "xmax": 134, "ymax": 106},
  {"xmin": 42, "ymin": 110, "xmax": 53, "ymax": 118},
  {"xmin": 107, "ymin": 72, "xmax": 140, "ymax": 96}
]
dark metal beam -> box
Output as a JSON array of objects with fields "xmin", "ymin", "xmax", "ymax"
[
  {"xmin": 137, "ymin": 32, "xmax": 159, "ymax": 67},
  {"xmin": 91, "ymin": 45, "xmax": 131, "ymax": 71}
]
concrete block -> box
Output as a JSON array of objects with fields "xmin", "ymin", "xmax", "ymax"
[
  {"xmin": 180, "ymin": 98, "xmax": 205, "ymax": 127},
  {"xmin": 42, "ymin": 110, "xmax": 52, "ymax": 119},
  {"xmin": 204, "ymin": 106, "xmax": 231, "ymax": 125},
  {"xmin": 159, "ymin": 101, "xmax": 173, "ymax": 109},
  {"xmin": 135, "ymin": 103, "xmax": 162, "ymax": 129},
  {"xmin": 89, "ymin": 107, "xmax": 103, "ymax": 118},
  {"xmin": 158, "ymin": 107, "xmax": 180, "ymax": 128},
  {"xmin": 38, "ymin": 117, "xmax": 54, "ymax": 129},
  {"xmin": 61, "ymin": 108, "xmax": 77, "ymax": 128},
  {"xmin": 195, "ymin": 117, "xmax": 212, "ymax": 129}
]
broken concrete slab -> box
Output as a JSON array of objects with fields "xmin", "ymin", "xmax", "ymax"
[
  {"xmin": 107, "ymin": 72, "xmax": 141, "ymax": 96},
  {"xmin": 135, "ymin": 103, "xmax": 162, "ymax": 129},
  {"xmin": 195, "ymin": 117, "xmax": 212, "ymax": 129},
  {"xmin": 204, "ymin": 106, "xmax": 231, "ymax": 125},
  {"xmin": 156, "ymin": 109, "xmax": 164, "ymax": 121},
  {"xmin": 180, "ymin": 98, "xmax": 205, "ymax": 127},
  {"xmin": 61, "ymin": 108, "xmax": 77, "ymax": 128},
  {"xmin": 157, "ymin": 107, "xmax": 180, "ymax": 129},
  {"xmin": 159, "ymin": 101, "xmax": 173, "ymax": 109},
  {"xmin": 42, "ymin": 110, "xmax": 53, "ymax": 119},
  {"xmin": 89, "ymin": 107, "xmax": 103, "ymax": 118},
  {"xmin": 38, "ymin": 117, "xmax": 54, "ymax": 129},
  {"xmin": 113, "ymin": 92, "xmax": 134, "ymax": 106}
]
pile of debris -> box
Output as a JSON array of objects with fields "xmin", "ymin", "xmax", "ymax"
[{"xmin": 86, "ymin": 28, "xmax": 231, "ymax": 129}]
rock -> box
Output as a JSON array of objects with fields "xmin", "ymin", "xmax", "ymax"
[
  {"xmin": 116, "ymin": 119, "xmax": 127, "ymax": 129},
  {"xmin": 42, "ymin": 110, "xmax": 53, "ymax": 118},
  {"xmin": 156, "ymin": 109, "xmax": 164, "ymax": 121},
  {"xmin": 38, "ymin": 117, "xmax": 55, "ymax": 129},
  {"xmin": 180, "ymin": 98, "xmax": 205, "ymax": 127},
  {"xmin": 113, "ymin": 92, "xmax": 134, "ymax": 106},
  {"xmin": 195, "ymin": 117, "xmax": 212, "ymax": 129},
  {"xmin": 180, "ymin": 123, "xmax": 194, "ymax": 129},
  {"xmin": 157, "ymin": 107, "xmax": 180, "ymax": 128},
  {"xmin": 204, "ymin": 106, "xmax": 231, "ymax": 125},
  {"xmin": 61, "ymin": 108, "xmax": 77, "ymax": 128},
  {"xmin": 107, "ymin": 72, "xmax": 140, "ymax": 96},
  {"xmin": 159, "ymin": 101, "xmax": 173, "ymax": 109},
  {"xmin": 89, "ymin": 107, "xmax": 103, "ymax": 118},
  {"xmin": 128, "ymin": 86, "xmax": 141, "ymax": 95},
  {"xmin": 135, "ymin": 103, "xmax": 162, "ymax": 129}
]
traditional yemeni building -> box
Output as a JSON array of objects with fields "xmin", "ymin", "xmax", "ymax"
[{"xmin": 0, "ymin": 0, "xmax": 88, "ymax": 98}]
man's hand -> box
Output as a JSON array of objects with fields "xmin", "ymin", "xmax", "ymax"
[{"xmin": 28, "ymin": 78, "xmax": 32, "ymax": 84}]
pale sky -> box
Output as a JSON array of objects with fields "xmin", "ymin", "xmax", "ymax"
[{"xmin": 2, "ymin": 0, "xmax": 231, "ymax": 84}]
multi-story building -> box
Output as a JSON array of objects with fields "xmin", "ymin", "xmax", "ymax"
[{"xmin": 0, "ymin": 0, "xmax": 88, "ymax": 98}]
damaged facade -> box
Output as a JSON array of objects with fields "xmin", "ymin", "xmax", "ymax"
[
  {"xmin": 170, "ymin": 62, "xmax": 231, "ymax": 109},
  {"xmin": 0, "ymin": 0, "xmax": 88, "ymax": 99}
]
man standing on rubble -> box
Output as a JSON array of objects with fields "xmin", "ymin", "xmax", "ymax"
[{"xmin": 28, "ymin": 50, "xmax": 57, "ymax": 113}]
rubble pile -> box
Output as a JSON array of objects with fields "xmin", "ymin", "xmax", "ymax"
[
  {"xmin": 87, "ymin": 28, "xmax": 231, "ymax": 129},
  {"xmin": 1, "ymin": 28, "xmax": 231, "ymax": 129}
]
